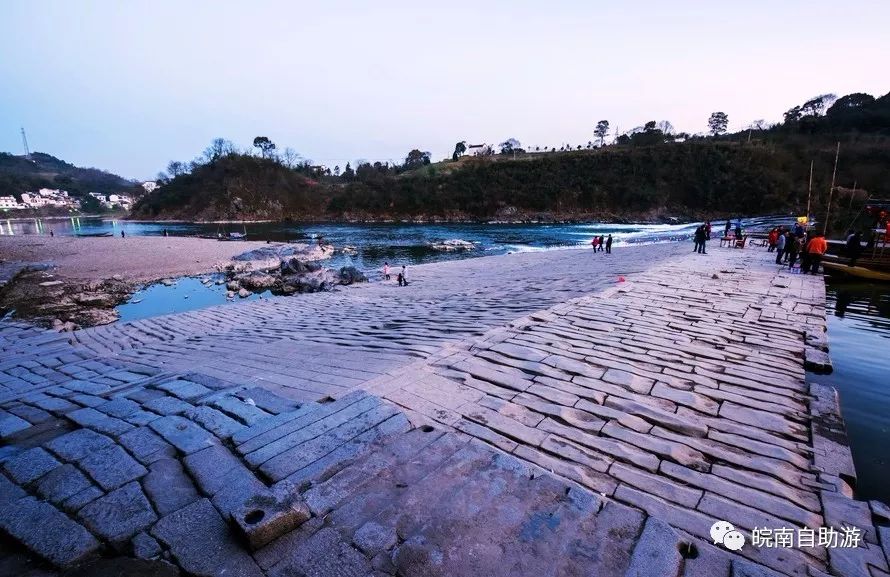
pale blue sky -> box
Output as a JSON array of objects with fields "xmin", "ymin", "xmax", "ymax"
[{"xmin": 1, "ymin": 0, "xmax": 888, "ymax": 180}]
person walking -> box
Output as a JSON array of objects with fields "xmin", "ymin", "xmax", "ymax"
[
  {"xmin": 705, "ymin": 221, "xmax": 712, "ymax": 240},
  {"xmin": 724, "ymin": 220, "xmax": 732, "ymax": 238},
  {"xmin": 806, "ymin": 233, "xmax": 828, "ymax": 274},
  {"xmin": 598, "ymin": 235, "xmax": 605, "ymax": 252},
  {"xmin": 591, "ymin": 237, "xmax": 600, "ymax": 252},
  {"xmin": 383, "ymin": 262, "xmax": 391, "ymax": 280},
  {"xmin": 605, "ymin": 234, "xmax": 613, "ymax": 254},
  {"xmin": 694, "ymin": 226, "xmax": 707, "ymax": 254},
  {"xmin": 398, "ymin": 265, "xmax": 408, "ymax": 286},
  {"xmin": 120, "ymin": 230, "xmax": 125, "ymax": 238},
  {"xmin": 775, "ymin": 230, "xmax": 786, "ymax": 264}
]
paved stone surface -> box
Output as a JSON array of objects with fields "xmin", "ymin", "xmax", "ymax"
[
  {"xmin": 0, "ymin": 496, "xmax": 100, "ymax": 567},
  {"xmin": 0, "ymin": 245, "xmax": 885, "ymax": 576}
]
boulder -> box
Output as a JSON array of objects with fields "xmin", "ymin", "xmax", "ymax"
[
  {"xmin": 238, "ymin": 289, "xmax": 250, "ymax": 298},
  {"xmin": 226, "ymin": 281, "xmax": 240, "ymax": 291},
  {"xmin": 237, "ymin": 272, "xmax": 276, "ymax": 290},
  {"xmin": 338, "ymin": 266, "xmax": 367, "ymax": 285}
]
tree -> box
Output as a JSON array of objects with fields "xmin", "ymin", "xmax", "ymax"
[
  {"xmin": 281, "ymin": 147, "xmax": 300, "ymax": 168},
  {"xmin": 800, "ymin": 94, "xmax": 836, "ymax": 117},
  {"xmin": 707, "ymin": 112, "xmax": 729, "ymax": 136},
  {"xmin": 656, "ymin": 120, "xmax": 674, "ymax": 135},
  {"xmin": 499, "ymin": 138, "xmax": 521, "ymax": 154},
  {"xmin": 594, "ymin": 120, "xmax": 610, "ymax": 146},
  {"xmin": 404, "ymin": 149, "xmax": 431, "ymax": 168},
  {"xmin": 333, "ymin": 165, "xmax": 341, "ymax": 177},
  {"xmin": 452, "ymin": 141, "xmax": 467, "ymax": 161},
  {"xmin": 342, "ymin": 162, "xmax": 355, "ymax": 180},
  {"xmin": 252, "ymin": 136, "xmax": 276, "ymax": 158},
  {"xmin": 166, "ymin": 160, "xmax": 188, "ymax": 178},
  {"xmin": 783, "ymin": 106, "xmax": 802, "ymax": 124},
  {"xmin": 203, "ymin": 138, "xmax": 235, "ymax": 165},
  {"xmin": 827, "ymin": 93, "xmax": 875, "ymax": 116}
]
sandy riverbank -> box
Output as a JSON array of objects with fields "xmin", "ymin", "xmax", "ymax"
[{"xmin": 0, "ymin": 236, "xmax": 278, "ymax": 283}]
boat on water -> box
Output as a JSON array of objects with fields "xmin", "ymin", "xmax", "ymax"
[
  {"xmin": 75, "ymin": 232, "xmax": 113, "ymax": 237},
  {"xmin": 822, "ymin": 198, "xmax": 890, "ymax": 282}
]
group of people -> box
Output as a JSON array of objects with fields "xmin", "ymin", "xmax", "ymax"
[
  {"xmin": 382, "ymin": 262, "xmax": 409, "ymax": 286},
  {"xmin": 693, "ymin": 221, "xmax": 712, "ymax": 254},
  {"xmin": 766, "ymin": 225, "xmax": 828, "ymax": 273},
  {"xmin": 590, "ymin": 234, "xmax": 613, "ymax": 254}
]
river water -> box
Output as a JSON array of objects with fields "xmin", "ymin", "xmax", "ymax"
[{"xmin": 811, "ymin": 280, "xmax": 890, "ymax": 503}]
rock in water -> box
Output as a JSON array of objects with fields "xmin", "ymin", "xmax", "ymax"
[
  {"xmin": 226, "ymin": 281, "xmax": 240, "ymax": 291},
  {"xmin": 238, "ymin": 288, "xmax": 250, "ymax": 298},
  {"xmin": 338, "ymin": 266, "xmax": 367, "ymax": 285},
  {"xmin": 160, "ymin": 279, "xmax": 175, "ymax": 287}
]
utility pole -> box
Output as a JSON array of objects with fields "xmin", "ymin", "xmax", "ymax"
[
  {"xmin": 824, "ymin": 142, "xmax": 840, "ymax": 236},
  {"xmin": 20, "ymin": 128, "xmax": 31, "ymax": 158}
]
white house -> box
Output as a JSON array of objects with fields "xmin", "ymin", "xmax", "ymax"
[
  {"xmin": 0, "ymin": 196, "xmax": 22, "ymax": 209},
  {"xmin": 467, "ymin": 143, "xmax": 494, "ymax": 156},
  {"xmin": 141, "ymin": 181, "xmax": 158, "ymax": 193},
  {"xmin": 88, "ymin": 192, "xmax": 108, "ymax": 203}
]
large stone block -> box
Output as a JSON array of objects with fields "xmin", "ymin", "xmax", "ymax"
[
  {"xmin": 0, "ymin": 496, "xmax": 99, "ymax": 567},
  {"xmin": 151, "ymin": 498, "xmax": 264, "ymax": 577},
  {"xmin": 35, "ymin": 463, "xmax": 94, "ymax": 506},
  {"xmin": 150, "ymin": 415, "xmax": 217, "ymax": 454},
  {"xmin": 119, "ymin": 426, "xmax": 175, "ymax": 464},
  {"xmin": 78, "ymin": 481, "xmax": 157, "ymax": 543},
  {"xmin": 143, "ymin": 457, "xmax": 200, "ymax": 516},
  {"xmin": 78, "ymin": 444, "xmax": 147, "ymax": 491},
  {"xmin": 45, "ymin": 428, "xmax": 114, "ymax": 461},
  {"xmin": 2, "ymin": 446, "xmax": 60, "ymax": 485},
  {"xmin": 232, "ymin": 482, "xmax": 311, "ymax": 550}
]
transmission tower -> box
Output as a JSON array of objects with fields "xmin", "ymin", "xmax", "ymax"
[{"xmin": 21, "ymin": 127, "xmax": 31, "ymax": 158}]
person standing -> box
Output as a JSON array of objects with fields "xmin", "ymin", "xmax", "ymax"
[
  {"xmin": 121, "ymin": 230, "xmax": 125, "ymax": 238},
  {"xmin": 598, "ymin": 235, "xmax": 605, "ymax": 252},
  {"xmin": 591, "ymin": 236, "xmax": 600, "ymax": 252},
  {"xmin": 399, "ymin": 265, "xmax": 408, "ymax": 286},
  {"xmin": 693, "ymin": 226, "xmax": 701, "ymax": 253},
  {"xmin": 724, "ymin": 220, "xmax": 732, "ymax": 238},
  {"xmin": 694, "ymin": 226, "xmax": 706, "ymax": 254},
  {"xmin": 845, "ymin": 231, "xmax": 862, "ymax": 267},
  {"xmin": 383, "ymin": 262, "xmax": 391, "ymax": 280},
  {"xmin": 775, "ymin": 230, "xmax": 786, "ymax": 264},
  {"xmin": 787, "ymin": 235, "xmax": 802, "ymax": 270},
  {"xmin": 605, "ymin": 234, "xmax": 613, "ymax": 254},
  {"xmin": 705, "ymin": 221, "xmax": 712, "ymax": 240},
  {"xmin": 806, "ymin": 233, "xmax": 828, "ymax": 274},
  {"xmin": 767, "ymin": 228, "xmax": 778, "ymax": 252}
]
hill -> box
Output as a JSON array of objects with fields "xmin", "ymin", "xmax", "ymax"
[
  {"xmin": 0, "ymin": 152, "xmax": 140, "ymax": 204},
  {"xmin": 132, "ymin": 90, "xmax": 890, "ymax": 226}
]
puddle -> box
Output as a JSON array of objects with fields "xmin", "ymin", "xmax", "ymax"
[{"xmin": 116, "ymin": 275, "xmax": 272, "ymax": 322}]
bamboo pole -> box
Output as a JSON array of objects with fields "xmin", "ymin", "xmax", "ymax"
[
  {"xmin": 824, "ymin": 142, "xmax": 840, "ymax": 236},
  {"xmin": 806, "ymin": 160, "xmax": 813, "ymax": 230}
]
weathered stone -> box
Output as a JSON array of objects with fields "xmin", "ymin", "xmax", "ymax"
[
  {"xmin": 142, "ymin": 395, "xmax": 194, "ymax": 416},
  {"xmin": 0, "ymin": 472, "xmax": 27, "ymax": 505},
  {"xmin": 119, "ymin": 426, "xmax": 175, "ymax": 464},
  {"xmin": 0, "ymin": 411, "xmax": 32, "ymax": 438},
  {"xmin": 151, "ymin": 498, "xmax": 264, "ymax": 577},
  {"xmin": 267, "ymin": 526, "xmax": 370, "ymax": 577},
  {"xmin": 0, "ymin": 496, "xmax": 100, "ymax": 567},
  {"xmin": 62, "ymin": 485, "xmax": 104, "ymax": 513},
  {"xmin": 353, "ymin": 520, "xmax": 397, "ymax": 557},
  {"xmin": 35, "ymin": 463, "xmax": 94, "ymax": 505},
  {"xmin": 155, "ymin": 379, "xmax": 212, "ymax": 401},
  {"xmin": 78, "ymin": 481, "xmax": 157, "ymax": 543},
  {"xmin": 2, "ymin": 446, "xmax": 60, "ymax": 484},
  {"xmin": 150, "ymin": 415, "xmax": 217, "ymax": 454},
  {"xmin": 211, "ymin": 396, "xmax": 270, "ymax": 425},
  {"xmin": 625, "ymin": 516, "xmax": 683, "ymax": 577},
  {"xmin": 232, "ymin": 484, "xmax": 312, "ymax": 550},
  {"xmin": 185, "ymin": 405, "xmax": 245, "ymax": 439},
  {"xmin": 143, "ymin": 457, "xmax": 200, "ymax": 516},
  {"xmin": 804, "ymin": 347, "xmax": 832, "ymax": 374},
  {"xmin": 78, "ymin": 444, "xmax": 147, "ymax": 491},
  {"xmin": 131, "ymin": 531, "xmax": 163, "ymax": 559},
  {"xmin": 67, "ymin": 407, "xmax": 134, "ymax": 437},
  {"xmin": 95, "ymin": 397, "xmax": 141, "ymax": 419},
  {"xmin": 45, "ymin": 428, "xmax": 114, "ymax": 461}
]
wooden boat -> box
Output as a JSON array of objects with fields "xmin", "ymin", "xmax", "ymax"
[
  {"xmin": 76, "ymin": 232, "xmax": 113, "ymax": 237},
  {"xmin": 822, "ymin": 259, "xmax": 890, "ymax": 282}
]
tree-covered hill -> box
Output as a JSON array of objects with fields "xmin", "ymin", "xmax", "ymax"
[
  {"xmin": 0, "ymin": 152, "xmax": 138, "ymax": 200},
  {"xmin": 131, "ymin": 90, "xmax": 890, "ymax": 224}
]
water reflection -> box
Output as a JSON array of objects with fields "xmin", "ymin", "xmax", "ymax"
[{"xmin": 812, "ymin": 279, "xmax": 890, "ymax": 503}]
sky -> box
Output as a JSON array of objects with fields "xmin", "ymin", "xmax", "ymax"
[{"xmin": 1, "ymin": 0, "xmax": 889, "ymax": 181}]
